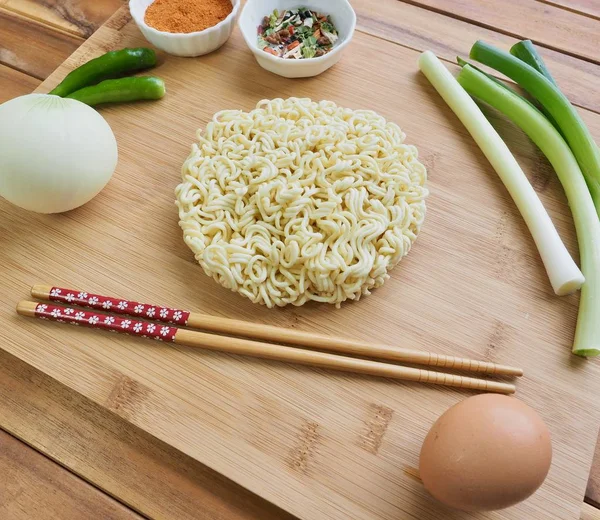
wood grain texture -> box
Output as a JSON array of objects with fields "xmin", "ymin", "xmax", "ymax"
[
  {"xmin": 0, "ymin": 428, "xmax": 141, "ymax": 520},
  {"xmin": 0, "ymin": 0, "xmax": 124, "ymax": 38},
  {"xmin": 0, "ymin": 63, "xmax": 39, "ymax": 102},
  {"xmin": 0, "ymin": 9, "xmax": 600, "ymax": 519},
  {"xmin": 587, "ymin": 426, "xmax": 600, "ymax": 506},
  {"xmin": 0, "ymin": 5, "xmax": 284, "ymax": 518},
  {"xmin": 0, "ymin": 349, "xmax": 291, "ymax": 520},
  {"xmin": 356, "ymin": 0, "xmax": 600, "ymax": 504},
  {"xmin": 0, "ymin": 0, "xmax": 595, "ymax": 518},
  {"xmin": 403, "ymin": 0, "xmax": 600, "ymax": 64},
  {"xmin": 0, "ymin": 7, "xmax": 81, "ymax": 79},
  {"xmin": 2, "ymin": 4, "xmax": 600, "ymax": 520},
  {"xmin": 582, "ymin": 503, "xmax": 600, "ymax": 520},
  {"xmin": 353, "ymin": 0, "xmax": 600, "ymax": 114},
  {"xmin": 538, "ymin": 0, "xmax": 600, "ymax": 20},
  {"xmin": 0, "ymin": 348, "xmax": 595, "ymax": 520}
]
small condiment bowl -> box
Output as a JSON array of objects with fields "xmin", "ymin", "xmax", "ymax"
[
  {"xmin": 129, "ymin": 0, "xmax": 240, "ymax": 57},
  {"xmin": 239, "ymin": 0, "xmax": 356, "ymax": 78}
]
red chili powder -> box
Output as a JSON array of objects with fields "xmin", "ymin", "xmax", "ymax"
[{"xmin": 145, "ymin": 0, "xmax": 232, "ymax": 34}]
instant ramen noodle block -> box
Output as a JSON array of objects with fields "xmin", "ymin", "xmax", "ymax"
[{"xmin": 176, "ymin": 97, "xmax": 428, "ymax": 308}]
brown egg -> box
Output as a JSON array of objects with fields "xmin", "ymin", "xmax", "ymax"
[{"xmin": 419, "ymin": 394, "xmax": 552, "ymax": 511}]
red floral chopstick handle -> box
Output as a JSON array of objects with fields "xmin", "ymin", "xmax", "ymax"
[
  {"xmin": 34, "ymin": 302, "xmax": 178, "ymax": 342},
  {"xmin": 47, "ymin": 287, "xmax": 190, "ymax": 326}
]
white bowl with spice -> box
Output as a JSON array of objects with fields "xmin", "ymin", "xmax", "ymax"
[
  {"xmin": 239, "ymin": 0, "xmax": 356, "ymax": 78},
  {"xmin": 129, "ymin": 0, "xmax": 240, "ymax": 57}
]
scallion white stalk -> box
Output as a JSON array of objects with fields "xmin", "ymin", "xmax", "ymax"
[{"xmin": 418, "ymin": 51, "xmax": 584, "ymax": 296}]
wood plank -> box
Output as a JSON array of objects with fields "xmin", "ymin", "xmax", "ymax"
[
  {"xmin": 0, "ymin": 63, "xmax": 39, "ymax": 103},
  {"xmin": 589, "ymin": 437, "xmax": 600, "ymax": 509},
  {"xmin": 539, "ymin": 0, "xmax": 600, "ymax": 20},
  {"xmin": 0, "ymin": 7, "xmax": 81, "ymax": 79},
  {"xmin": 1, "ymin": 2, "xmax": 596, "ymax": 518},
  {"xmin": 1, "ymin": 3, "xmax": 595, "ymax": 518},
  {"xmin": 0, "ymin": 349, "xmax": 292, "ymax": 520},
  {"xmin": 587, "ymin": 429, "xmax": 600, "ymax": 506},
  {"xmin": 1, "ymin": 334, "xmax": 597, "ymax": 520},
  {"xmin": 1, "ymin": 338, "xmax": 597, "ymax": 520},
  {"xmin": 0, "ymin": 0, "xmax": 124, "ymax": 38},
  {"xmin": 329, "ymin": 0, "xmax": 600, "ymax": 507},
  {"xmin": 0, "ymin": 428, "xmax": 141, "ymax": 520},
  {"xmin": 351, "ymin": 15, "xmax": 600, "ymax": 511},
  {"xmin": 582, "ymin": 503, "xmax": 600, "ymax": 520},
  {"xmin": 3, "ymin": 7, "xmax": 596, "ymax": 520},
  {"xmin": 353, "ymin": 0, "xmax": 600, "ymax": 114},
  {"xmin": 402, "ymin": 0, "xmax": 600, "ymax": 64},
  {"xmin": 357, "ymin": 3, "xmax": 600, "ymax": 503}
]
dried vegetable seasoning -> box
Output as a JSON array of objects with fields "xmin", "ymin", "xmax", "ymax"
[{"xmin": 258, "ymin": 8, "xmax": 339, "ymax": 59}]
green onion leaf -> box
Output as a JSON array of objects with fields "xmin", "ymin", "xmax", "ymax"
[
  {"xmin": 269, "ymin": 10, "xmax": 278, "ymax": 28},
  {"xmin": 510, "ymin": 40, "xmax": 557, "ymax": 85},
  {"xmin": 296, "ymin": 25, "xmax": 312, "ymax": 41},
  {"xmin": 321, "ymin": 21, "xmax": 334, "ymax": 33},
  {"xmin": 456, "ymin": 55, "xmax": 565, "ymax": 133},
  {"xmin": 457, "ymin": 56, "xmax": 535, "ymax": 108},
  {"xmin": 507, "ymin": 40, "xmax": 565, "ymax": 134},
  {"xmin": 305, "ymin": 35, "xmax": 317, "ymax": 47},
  {"xmin": 302, "ymin": 46, "xmax": 316, "ymax": 59},
  {"xmin": 470, "ymin": 40, "xmax": 600, "ymax": 218}
]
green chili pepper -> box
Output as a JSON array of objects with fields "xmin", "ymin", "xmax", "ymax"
[
  {"xmin": 50, "ymin": 48, "xmax": 157, "ymax": 97},
  {"xmin": 66, "ymin": 77, "xmax": 166, "ymax": 106}
]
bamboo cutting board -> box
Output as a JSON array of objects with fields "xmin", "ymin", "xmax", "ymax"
[{"xmin": 2, "ymin": 4, "xmax": 600, "ymax": 519}]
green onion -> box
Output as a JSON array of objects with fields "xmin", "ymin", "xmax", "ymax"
[
  {"xmin": 470, "ymin": 41, "xmax": 600, "ymax": 217},
  {"xmin": 269, "ymin": 10, "xmax": 278, "ymax": 28},
  {"xmin": 321, "ymin": 21, "xmax": 334, "ymax": 33},
  {"xmin": 458, "ymin": 64, "xmax": 600, "ymax": 356},
  {"xmin": 302, "ymin": 45, "xmax": 316, "ymax": 59},
  {"xmin": 507, "ymin": 41, "xmax": 564, "ymax": 134},
  {"xmin": 418, "ymin": 51, "xmax": 584, "ymax": 295},
  {"xmin": 458, "ymin": 53, "xmax": 565, "ymax": 172},
  {"xmin": 510, "ymin": 40, "xmax": 557, "ymax": 85},
  {"xmin": 456, "ymin": 57, "xmax": 536, "ymax": 109}
]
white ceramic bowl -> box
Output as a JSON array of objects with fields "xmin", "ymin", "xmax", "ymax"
[
  {"xmin": 239, "ymin": 0, "xmax": 356, "ymax": 78},
  {"xmin": 129, "ymin": 0, "xmax": 240, "ymax": 57}
]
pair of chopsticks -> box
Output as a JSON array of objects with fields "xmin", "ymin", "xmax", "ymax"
[{"xmin": 17, "ymin": 285, "xmax": 521, "ymax": 394}]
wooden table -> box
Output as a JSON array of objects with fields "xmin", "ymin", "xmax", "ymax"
[{"xmin": 1, "ymin": 1, "xmax": 600, "ymax": 519}]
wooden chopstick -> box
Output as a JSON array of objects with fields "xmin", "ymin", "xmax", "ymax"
[
  {"xmin": 31, "ymin": 284, "xmax": 523, "ymax": 377},
  {"xmin": 16, "ymin": 300, "xmax": 516, "ymax": 394}
]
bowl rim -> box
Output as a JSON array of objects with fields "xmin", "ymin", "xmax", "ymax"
[
  {"xmin": 129, "ymin": 0, "xmax": 241, "ymax": 39},
  {"xmin": 238, "ymin": 0, "xmax": 357, "ymax": 65}
]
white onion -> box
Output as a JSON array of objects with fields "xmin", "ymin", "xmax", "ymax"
[{"xmin": 0, "ymin": 93, "xmax": 118, "ymax": 213}]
